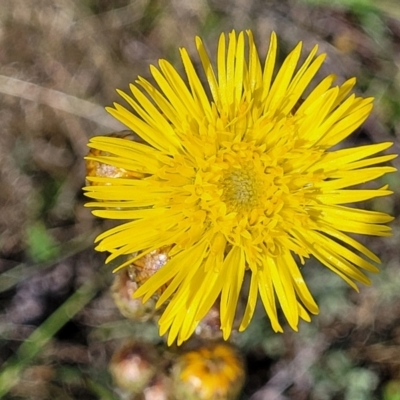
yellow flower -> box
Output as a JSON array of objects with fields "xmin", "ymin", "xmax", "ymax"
[
  {"xmin": 84, "ymin": 30, "xmax": 396, "ymax": 345},
  {"xmin": 171, "ymin": 342, "xmax": 245, "ymax": 400}
]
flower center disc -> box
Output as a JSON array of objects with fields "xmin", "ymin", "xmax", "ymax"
[{"xmin": 221, "ymin": 168, "xmax": 261, "ymax": 212}]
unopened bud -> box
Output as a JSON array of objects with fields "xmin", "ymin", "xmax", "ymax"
[
  {"xmin": 142, "ymin": 373, "xmax": 171, "ymax": 400},
  {"xmin": 171, "ymin": 342, "xmax": 245, "ymax": 400},
  {"xmin": 194, "ymin": 303, "xmax": 222, "ymax": 341},
  {"xmin": 111, "ymin": 269, "xmax": 156, "ymax": 321},
  {"xmin": 128, "ymin": 247, "xmax": 172, "ymax": 296},
  {"xmin": 109, "ymin": 341, "xmax": 158, "ymax": 394},
  {"xmin": 86, "ymin": 131, "xmax": 145, "ymax": 184}
]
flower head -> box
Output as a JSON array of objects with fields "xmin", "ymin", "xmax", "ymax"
[
  {"xmin": 171, "ymin": 342, "xmax": 245, "ymax": 400},
  {"xmin": 84, "ymin": 30, "xmax": 396, "ymax": 345}
]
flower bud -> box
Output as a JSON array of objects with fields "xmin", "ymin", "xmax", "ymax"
[
  {"xmin": 86, "ymin": 131, "xmax": 144, "ymax": 184},
  {"xmin": 171, "ymin": 342, "xmax": 245, "ymax": 400},
  {"xmin": 111, "ymin": 269, "xmax": 156, "ymax": 321},
  {"xmin": 109, "ymin": 341, "xmax": 157, "ymax": 394},
  {"xmin": 194, "ymin": 303, "xmax": 222, "ymax": 341},
  {"xmin": 129, "ymin": 246, "xmax": 172, "ymax": 296},
  {"xmin": 141, "ymin": 373, "xmax": 171, "ymax": 400}
]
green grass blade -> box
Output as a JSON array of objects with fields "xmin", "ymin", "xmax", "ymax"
[{"xmin": 0, "ymin": 280, "xmax": 98, "ymax": 398}]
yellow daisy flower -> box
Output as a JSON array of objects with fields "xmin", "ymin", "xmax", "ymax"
[{"xmin": 84, "ymin": 30, "xmax": 396, "ymax": 345}]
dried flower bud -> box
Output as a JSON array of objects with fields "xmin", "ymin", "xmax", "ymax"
[
  {"xmin": 141, "ymin": 374, "xmax": 171, "ymax": 400},
  {"xmin": 171, "ymin": 342, "xmax": 245, "ymax": 400},
  {"xmin": 109, "ymin": 341, "xmax": 158, "ymax": 394},
  {"xmin": 86, "ymin": 131, "xmax": 145, "ymax": 184},
  {"xmin": 111, "ymin": 269, "xmax": 156, "ymax": 321},
  {"xmin": 194, "ymin": 303, "xmax": 222, "ymax": 341},
  {"xmin": 129, "ymin": 247, "xmax": 172, "ymax": 294}
]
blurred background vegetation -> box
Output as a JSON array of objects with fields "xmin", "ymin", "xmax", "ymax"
[{"xmin": 0, "ymin": 0, "xmax": 399, "ymax": 399}]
